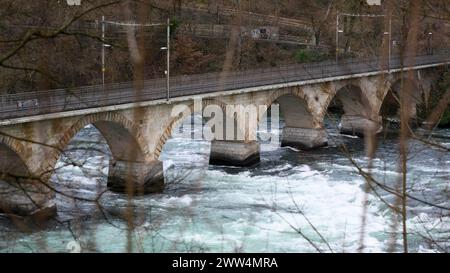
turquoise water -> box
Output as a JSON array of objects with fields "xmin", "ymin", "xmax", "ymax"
[{"xmin": 0, "ymin": 116, "xmax": 448, "ymax": 253}]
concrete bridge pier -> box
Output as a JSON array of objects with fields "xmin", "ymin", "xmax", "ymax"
[
  {"xmin": 208, "ymin": 105, "xmax": 261, "ymax": 167},
  {"xmin": 281, "ymin": 127, "xmax": 328, "ymax": 150},
  {"xmin": 0, "ymin": 177, "xmax": 56, "ymax": 220},
  {"xmin": 0, "ymin": 143, "xmax": 56, "ymax": 220},
  {"xmin": 107, "ymin": 160, "xmax": 165, "ymax": 195},
  {"xmin": 209, "ymin": 141, "xmax": 260, "ymax": 167},
  {"xmin": 340, "ymin": 115, "xmax": 383, "ymax": 137}
]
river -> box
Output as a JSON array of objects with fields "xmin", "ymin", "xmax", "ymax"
[{"xmin": 0, "ymin": 115, "xmax": 449, "ymax": 253}]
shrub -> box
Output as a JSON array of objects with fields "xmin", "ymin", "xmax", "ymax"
[{"xmin": 294, "ymin": 49, "xmax": 326, "ymax": 63}]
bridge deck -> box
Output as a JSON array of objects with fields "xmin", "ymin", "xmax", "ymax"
[{"xmin": 0, "ymin": 52, "xmax": 449, "ymax": 122}]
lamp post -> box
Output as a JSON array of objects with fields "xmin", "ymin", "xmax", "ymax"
[
  {"xmin": 102, "ymin": 16, "xmax": 105, "ymax": 85},
  {"xmin": 336, "ymin": 14, "xmax": 340, "ymax": 63},
  {"xmin": 383, "ymin": 16, "xmax": 392, "ymax": 72},
  {"xmin": 335, "ymin": 13, "xmax": 390, "ymax": 67},
  {"xmin": 428, "ymin": 32, "xmax": 433, "ymax": 55},
  {"xmin": 388, "ymin": 16, "xmax": 392, "ymax": 73},
  {"xmin": 101, "ymin": 16, "xmax": 112, "ymax": 85},
  {"xmin": 160, "ymin": 18, "xmax": 171, "ymax": 101},
  {"xmin": 336, "ymin": 14, "xmax": 344, "ymax": 63},
  {"xmin": 99, "ymin": 18, "xmax": 168, "ymax": 88}
]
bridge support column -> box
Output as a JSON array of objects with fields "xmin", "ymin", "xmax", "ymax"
[
  {"xmin": 209, "ymin": 140, "xmax": 260, "ymax": 167},
  {"xmin": 281, "ymin": 127, "xmax": 328, "ymax": 150},
  {"xmin": 0, "ymin": 177, "xmax": 56, "ymax": 220},
  {"xmin": 340, "ymin": 115, "xmax": 382, "ymax": 137},
  {"xmin": 107, "ymin": 160, "xmax": 165, "ymax": 195}
]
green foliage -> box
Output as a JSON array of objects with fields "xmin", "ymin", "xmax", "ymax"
[
  {"xmin": 440, "ymin": 110, "xmax": 450, "ymax": 127},
  {"xmin": 294, "ymin": 49, "xmax": 327, "ymax": 63},
  {"xmin": 438, "ymin": 71, "xmax": 450, "ymax": 91},
  {"xmin": 341, "ymin": 0, "xmax": 369, "ymax": 13},
  {"xmin": 170, "ymin": 17, "xmax": 181, "ymax": 34},
  {"xmin": 435, "ymin": 71, "xmax": 450, "ymax": 127}
]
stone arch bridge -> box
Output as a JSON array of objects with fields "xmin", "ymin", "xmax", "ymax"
[{"xmin": 0, "ymin": 53, "xmax": 448, "ymax": 218}]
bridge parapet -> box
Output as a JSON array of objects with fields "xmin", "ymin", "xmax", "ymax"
[{"xmin": 1, "ymin": 51, "xmax": 448, "ymax": 124}]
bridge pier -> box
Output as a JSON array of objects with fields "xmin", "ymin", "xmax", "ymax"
[
  {"xmin": 107, "ymin": 160, "xmax": 165, "ymax": 195},
  {"xmin": 209, "ymin": 140, "xmax": 260, "ymax": 167},
  {"xmin": 0, "ymin": 177, "xmax": 56, "ymax": 220},
  {"xmin": 281, "ymin": 127, "xmax": 328, "ymax": 150},
  {"xmin": 0, "ymin": 142, "xmax": 56, "ymax": 220},
  {"xmin": 340, "ymin": 115, "xmax": 382, "ymax": 137}
]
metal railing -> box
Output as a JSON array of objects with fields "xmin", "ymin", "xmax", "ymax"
[{"xmin": 1, "ymin": 51, "xmax": 449, "ymax": 121}]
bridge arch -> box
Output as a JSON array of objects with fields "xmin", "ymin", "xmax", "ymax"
[
  {"xmin": 317, "ymin": 81, "xmax": 386, "ymax": 136},
  {"xmin": 322, "ymin": 83, "xmax": 373, "ymax": 122},
  {"xmin": 44, "ymin": 112, "xmax": 150, "ymax": 176},
  {"xmin": 0, "ymin": 136, "xmax": 30, "ymax": 180},
  {"xmin": 259, "ymin": 87, "xmax": 328, "ymax": 150},
  {"xmin": 0, "ymin": 136, "xmax": 54, "ymax": 216},
  {"xmin": 0, "ymin": 134, "xmax": 29, "ymax": 170},
  {"xmin": 154, "ymin": 98, "xmax": 228, "ymax": 159},
  {"xmin": 378, "ymin": 75, "xmax": 422, "ymax": 120},
  {"xmin": 264, "ymin": 87, "xmax": 317, "ymax": 128}
]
